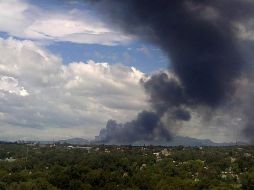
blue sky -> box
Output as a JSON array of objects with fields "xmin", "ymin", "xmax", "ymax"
[
  {"xmin": 0, "ymin": 0, "xmax": 169, "ymax": 73},
  {"xmin": 48, "ymin": 41, "xmax": 169, "ymax": 73},
  {"xmin": 0, "ymin": 0, "xmax": 245, "ymax": 142},
  {"xmin": 0, "ymin": 0, "xmax": 174, "ymax": 141}
]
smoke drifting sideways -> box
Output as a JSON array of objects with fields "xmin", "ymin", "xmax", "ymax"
[
  {"xmin": 95, "ymin": 73, "xmax": 193, "ymax": 144},
  {"xmin": 89, "ymin": 0, "xmax": 254, "ymax": 144},
  {"xmin": 97, "ymin": 111, "xmax": 170, "ymax": 144}
]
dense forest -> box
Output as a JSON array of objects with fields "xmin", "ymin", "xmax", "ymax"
[{"xmin": 0, "ymin": 143, "xmax": 253, "ymax": 190}]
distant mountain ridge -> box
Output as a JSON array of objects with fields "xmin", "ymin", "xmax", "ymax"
[
  {"xmin": 11, "ymin": 136, "xmax": 248, "ymax": 146},
  {"xmin": 92, "ymin": 136, "xmax": 248, "ymax": 146},
  {"xmin": 160, "ymin": 136, "xmax": 242, "ymax": 146}
]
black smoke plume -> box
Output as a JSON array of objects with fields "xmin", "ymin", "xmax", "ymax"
[
  {"xmin": 96, "ymin": 111, "xmax": 171, "ymax": 144},
  {"xmin": 88, "ymin": 0, "xmax": 254, "ymax": 143},
  {"xmin": 143, "ymin": 73, "xmax": 187, "ymax": 115}
]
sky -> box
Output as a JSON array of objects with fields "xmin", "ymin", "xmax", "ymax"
[
  {"xmin": 0, "ymin": 0, "xmax": 167, "ymax": 141},
  {"xmin": 0, "ymin": 0, "xmax": 252, "ymax": 143}
]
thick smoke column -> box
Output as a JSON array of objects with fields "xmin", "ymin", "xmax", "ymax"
[
  {"xmin": 90, "ymin": 0, "xmax": 254, "ymax": 143},
  {"xmin": 143, "ymin": 73, "xmax": 189, "ymax": 118},
  {"xmin": 97, "ymin": 111, "xmax": 170, "ymax": 144}
]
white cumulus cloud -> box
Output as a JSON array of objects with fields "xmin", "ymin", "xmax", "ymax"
[
  {"xmin": 0, "ymin": 37, "xmax": 148, "ymax": 140},
  {"xmin": 0, "ymin": 76, "xmax": 29, "ymax": 96}
]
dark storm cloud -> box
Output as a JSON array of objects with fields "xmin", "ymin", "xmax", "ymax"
[{"xmin": 87, "ymin": 0, "xmax": 254, "ymax": 143}]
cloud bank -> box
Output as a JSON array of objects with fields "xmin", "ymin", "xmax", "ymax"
[
  {"xmin": 0, "ymin": 37, "xmax": 147, "ymax": 140},
  {"xmin": 0, "ymin": 36, "xmax": 250, "ymax": 143},
  {"xmin": 0, "ymin": 0, "xmax": 132, "ymax": 45}
]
